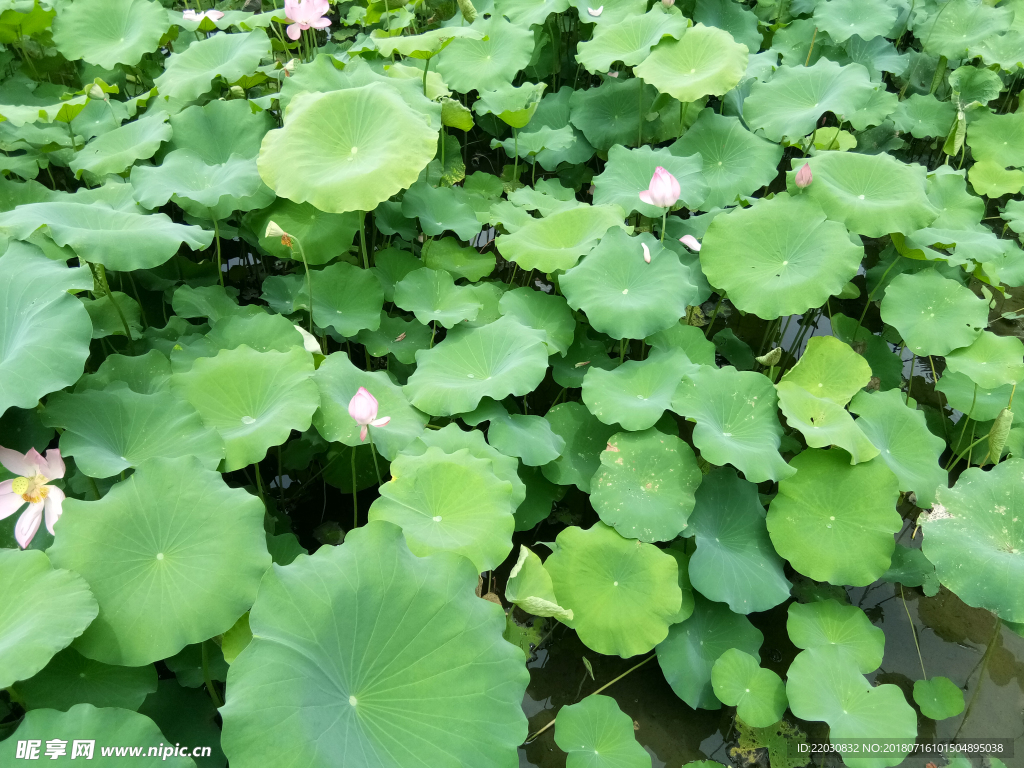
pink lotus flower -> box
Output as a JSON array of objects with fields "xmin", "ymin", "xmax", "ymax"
[
  {"xmin": 795, "ymin": 163, "xmax": 813, "ymax": 188},
  {"xmin": 182, "ymin": 8, "xmax": 224, "ymax": 21},
  {"xmin": 662, "ymin": 0, "xmax": 674, "ymax": 6},
  {"xmin": 0, "ymin": 447, "xmax": 66, "ymax": 549},
  {"xmin": 639, "ymin": 166, "xmax": 680, "ymax": 209},
  {"xmin": 679, "ymin": 234, "xmax": 701, "ymax": 251},
  {"xmin": 348, "ymin": 387, "xmax": 390, "ymax": 442},
  {"xmin": 284, "ymin": 0, "xmax": 331, "ymax": 40}
]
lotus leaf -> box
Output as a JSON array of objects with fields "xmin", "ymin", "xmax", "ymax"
[
  {"xmin": 53, "ymin": 0, "xmax": 168, "ymax": 69},
  {"xmin": 371, "ymin": 26, "xmax": 484, "ymax": 58},
  {"xmin": 892, "ymin": 93, "xmax": 957, "ymax": 139},
  {"xmin": 944, "ymin": 331, "xmax": 1024, "ymax": 389},
  {"xmin": 634, "ymin": 24, "xmax": 748, "ymax": 104},
  {"xmin": 423, "ymin": 237, "xmax": 495, "ymax": 282},
  {"xmin": 12, "ymin": 647, "xmax": 157, "ymax": 712},
  {"xmin": 70, "ymin": 112, "xmax": 171, "ymax": 178},
  {"xmin": 505, "ymin": 545, "xmax": 573, "ymax": 621},
  {"xmin": 473, "ymin": 81, "xmax": 546, "ymax": 128},
  {"xmin": 920, "ymin": 0, "xmax": 1013, "ymax": 60},
  {"xmin": 913, "ymin": 676, "xmax": 965, "ymax": 720},
  {"xmin": 497, "ymin": 287, "xmax": 575, "ymax": 356},
  {"xmin": 554, "ymin": 695, "xmax": 652, "ymax": 768},
  {"xmin": 776, "ymin": 382, "xmax": 880, "ymax": 463},
  {"xmin": 937, "ymin": 369, "xmax": 1014, "ymax": 422},
  {"xmin": 710, "ymin": 649, "xmax": 788, "ymax": 728},
  {"xmin": 435, "ymin": 15, "xmax": 535, "ymax": 93},
  {"xmin": 155, "ymin": 29, "xmax": 271, "ymax": 103},
  {"xmin": 470, "ymin": 402, "xmax": 566, "ymax": 466},
  {"xmin": 577, "ymin": 7, "xmax": 688, "ymax": 75},
  {"xmin": 246, "ymin": 199, "xmax": 359, "ymax": 265},
  {"xmin": 495, "ymin": 203, "xmax": 628, "ymax": 273},
  {"xmin": 781, "ymin": 336, "xmax": 872, "ymax": 406},
  {"xmin": 401, "ymin": 182, "xmax": 481, "ymax": 241},
  {"xmin": 77, "ymin": 350, "xmax": 171, "ymax": 395},
  {"xmin": 264, "ymin": 261, "xmax": 384, "ymax": 337},
  {"xmin": 357, "ymin": 313, "xmax": 432, "ymax": 365},
  {"xmin": 646, "ymin": 323, "xmax": 716, "ymax": 365},
  {"xmin": 693, "ymin": 0, "xmax": 760, "ymax": 52},
  {"xmin": 495, "ymin": 0, "xmax": 570, "ymax": 26},
  {"xmin": 541, "ymin": 402, "xmax": 620, "ymax": 492},
  {"xmin": 592, "ymin": 144, "xmax": 707, "ymax": 217},
  {"xmin": 813, "ymin": 0, "xmax": 897, "ymax": 44},
  {"xmin": 566, "ymin": 0, "xmax": 646, "ymax": 24},
  {"xmin": 787, "ymin": 600, "xmax": 884, "ymax": 674},
  {"xmin": 568, "ymin": 77, "xmax": 659, "ymax": 150},
  {"xmin": 582, "ymin": 349, "xmax": 696, "ymax": 431},
  {"xmin": 879, "ymin": 270, "xmax": 987, "ymax": 356}
]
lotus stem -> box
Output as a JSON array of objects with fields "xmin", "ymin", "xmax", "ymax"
[
  {"xmin": 358, "ymin": 211, "xmax": 370, "ymax": 270},
  {"xmin": 513, "ymin": 127, "xmax": 518, "ymax": 182},
  {"xmin": 213, "ymin": 217, "xmax": 224, "ymax": 287},
  {"xmin": 955, "ymin": 618, "xmax": 1001, "ymax": 739},
  {"xmin": 900, "ymin": 585, "xmax": 928, "ymax": 680},
  {"xmin": 804, "ymin": 27, "xmax": 818, "ymax": 66},
  {"xmin": 852, "ymin": 251, "xmax": 901, "ymax": 342},
  {"xmin": 422, "ymin": 57, "xmax": 430, "ymax": 96},
  {"xmin": 202, "ymin": 640, "xmax": 223, "ymax": 708},
  {"xmin": 367, "ymin": 432, "xmax": 383, "ymax": 485},
  {"xmin": 90, "ymin": 262, "xmax": 135, "ymax": 354},
  {"xmin": 660, "ymin": 210, "xmax": 667, "ymax": 242},
  {"xmin": 351, "ymin": 445, "xmax": 359, "ymax": 529},
  {"xmin": 704, "ymin": 294, "xmax": 724, "ymax": 338},
  {"xmin": 290, "ymin": 235, "xmax": 315, "ymax": 334},
  {"xmin": 946, "ymin": 385, "xmax": 979, "ymax": 470}
]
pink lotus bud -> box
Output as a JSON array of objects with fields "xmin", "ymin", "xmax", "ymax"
[
  {"xmin": 607, "ymin": 71, "xmax": 618, "ymax": 78},
  {"xmin": 679, "ymin": 235, "xmax": 701, "ymax": 252},
  {"xmin": 348, "ymin": 387, "xmax": 390, "ymax": 442},
  {"xmin": 641, "ymin": 242, "xmax": 651, "ymax": 264},
  {"xmin": 662, "ymin": 0, "xmax": 674, "ymax": 6},
  {"xmin": 638, "ymin": 166, "xmax": 680, "ymax": 209},
  {"xmin": 795, "ymin": 163, "xmax": 813, "ymax": 189}
]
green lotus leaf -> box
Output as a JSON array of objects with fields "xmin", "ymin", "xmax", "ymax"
[
  {"xmin": 470, "ymin": 402, "xmax": 566, "ymax": 466},
  {"xmin": 0, "ymin": 244, "xmax": 93, "ymax": 416},
  {"xmin": 401, "ymin": 182, "xmax": 481, "ymax": 241},
  {"xmin": 813, "ymin": 0, "xmax": 897, "ymax": 43},
  {"xmin": 81, "ymin": 291, "xmax": 142, "ymax": 340},
  {"xmin": 566, "ymin": 0, "xmax": 646, "ymax": 24},
  {"xmin": 497, "ymin": 126, "xmax": 583, "ymax": 162},
  {"xmin": 0, "ymin": 549, "xmax": 98, "ymax": 690},
  {"xmin": 576, "ymin": 5, "xmax": 689, "ymax": 73},
  {"xmin": 220, "ymin": 520, "xmax": 528, "ymax": 767},
  {"xmin": 781, "ymin": 336, "xmax": 872, "ymax": 406},
  {"xmin": 392, "ymin": 266, "xmax": 482, "ymax": 330},
  {"xmin": 245, "ymin": 199, "xmax": 359, "ymax": 265},
  {"xmin": 971, "ymin": 28, "xmax": 1024, "ymax": 72},
  {"xmin": 155, "ymin": 29, "xmax": 271, "ymax": 103},
  {"xmin": 53, "ymin": 0, "xmax": 168, "ymax": 69},
  {"xmin": 497, "ymin": 287, "xmax": 574, "ymax": 356},
  {"xmin": 12, "ymin": 647, "xmax": 157, "ymax": 712},
  {"xmin": 656, "ymin": 593, "xmax": 763, "ymax": 709},
  {"xmin": 473, "ymin": 81, "xmax": 546, "ymax": 128},
  {"xmin": 508, "ymin": 179, "xmax": 580, "ymax": 217},
  {"xmin": 881, "ymin": 543, "xmax": 940, "ymax": 596},
  {"xmin": 171, "ymin": 313, "xmax": 307, "ymax": 370},
  {"xmin": 170, "ymin": 284, "xmax": 253, "ymax": 323},
  {"xmin": 634, "ymin": 23, "xmax": 748, "ymax": 104},
  {"xmin": 593, "ymin": 144, "xmax": 707, "ymax": 217},
  {"xmin": 170, "ymin": 346, "xmax": 319, "ymax": 471},
  {"xmin": 77, "ymin": 350, "xmax": 171, "ymax": 395},
  {"xmin": 936, "ymin": 369, "xmax": 1014, "ymax": 422},
  {"xmin": 590, "ymin": 428, "xmax": 701, "ymax": 542},
  {"xmin": 541, "ymin": 401, "xmax": 620, "ymax": 492},
  {"xmin": 944, "ymin": 331, "xmax": 1024, "ymax": 389},
  {"xmin": 371, "ymin": 26, "xmax": 484, "ymax": 58},
  {"xmin": 892, "ymin": 93, "xmax": 957, "ymax": 139},
  {"xmin": 743, "ymin": 59, "xmax": 877, "ymax": 142},
  {"xmin": 710, "ymin": 649, "xmax": 788, "ymax": 728},
  {"xmin": 688, "ymin": 468, "xmax": 791, "ymax": 614},
  {"xmin": 263, "ymin": 261, "xmax": 384, "ymax": 337},
  {"xmin": 504, "ymin": 545, "xmax": 573, "ymax": 621},
  {"xmin": 165, "ymin": 97, "xmax": 273, "ymax": 162},
  {"xmin": 920, "ymin": 0, "xmax": 1013, "ymax": 60},
  {"xmin": 786, "ymin": 645, "xmax": 916, "ymax": 767},
  {"xmin": 965, "ymin": 108, "xmax": 1024, "ymax": 167},
  {"xmin": 551, "ymin": 328, "xmax": 618, "ymax": 388},
  {"xmin": 646, "ymin": 322, "xmax": 716, "ymax": 365},
  {"xmin": 528, "ymin": 86, "xmax": 597, "ymax": 170},
  {"xmin": 567, "ymin": 77, "xmax": 661, "ymax": 151},
  {"xmin": 767, "ymin": 449, "xmax": 901, "ymax": 586},
  {"xmin": 515, "ymin": 464, "xmax": 565, "ymax": 530},
  {"xmin": 0, "ymin": 704, "xmax": 195, "ymax": 767},
  {"xmin": 554, "ymin": 695, "xmax": 652, "ymax": 768},
  {"xmin": 357, "ymin": 312, "xmax": 432, "ymax": 365},
  {"xmin": 948, "ymin": 65, "xmax": 1003, "ymax": 107},
  {"xmin": 494, "ymin": 0, "xmax": 569, "ymax": 26},
  {"xmin": 47, "ymin": 457, "xmax": 268, "ymax": 666},
  {"xmin": 968, "ymin": 160, "xmax": 1024, "ymax": 197},
  {"xmin": 776, "ymin": 382, "xmax": 880, "ymax": 461},
  {"xmin": 546, "ymin": 523, "xmax": 682, "ymax": 657},
  {"xmin": 787, "ymin": 600, "xmax": 884, "ymax": 674},
  {"xmin": 434, "ymin": 15, "xmax": 535, "ymax": 93},
  {"xmin": 848, "ymin": 389, "xmax": 948, "ymax": 507},
  {"xmin": 671, "ymin": 365, "xmax": 795, "ymax": 483},
  {"xmin": 879, "ymin": 270, "xmax": 987, "ymax": 356},
  {"xmin": 664, "ymin": 544, "xmax": 695, "ymax": 623},
  {"xmin": 699, "ymin": 194, "xmax": 863, "ymax": 319},
  {"xmin": 913, "ymin": 676, "xmax": 965, "ymax": 721},
  {"xmin": 312, "ymin": 351, "xmax": 427, "ymax": 461},
  {"xmin": 562, "ymin": 229, "xmax": 697, "ymax": 340},
  {"xmin": 582, "ymin": 349, "xmax": 696, "ymax": 431},
  {"xmin": 41, "ymin": 388, "xmax": 224, "ymax": 479},
  {"xmin": 921, "ymin": 459, "xmax": 1024, "ymax": 622},
  {"xmin": 70, "ymin": 111, "xmax": 171, "ymax": 178},
  {"xmin": 372, "ymin": 248, "xmax": 424, "ymax": 301},
  {"xmin": 423, "ymin": 237, "xmax": 495, "ymax": 282},
  {"xmin": 495, "ymin": 203, "xmax": 627, "ymax": 273},
  {"xmin": 693, "ymin": 0, "xmax": 761, "ymax": 52}
]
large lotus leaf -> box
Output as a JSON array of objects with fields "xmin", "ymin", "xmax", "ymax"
[
  {"xmin": 41, "ymin": 388, "xmax": 224, "ymax": 479},
  {"xmin": 220, "ymin": 521, "xmax": 528, "ymax": 767},
  {"xmin": 671, "ymin": 365, "xmax": 795, "ymax": 483},
  {"xmin": 473, "ymin": 81, "xmax": 546, "ymax": 129},
  {"xmin": 497, "ymin": 287, "xmax": 574, "ymax": 356},
  {"xmin": 70, "ymin": 112, "xmax": 171, "ymax": 178},
  {"xmin": 971, "ymin": 27, "xmax": 1024, "ymax": 71},
  {"xmin": 743, "ymin": 59, "xmax": 877, "ymax": 142},
  {"xmin": 259, "ymin": 86, "xmax": 437, "ymax": 214},
  {"xmin": 423, "ymin": 237, "xmax": 495, "ymax": 282},
  {"xmin": 789, "ymin": 649, "xmax": 916, "ymax": 768},
  {"xmin": 593, "ymin": 144, "xmax": 707, "ymax": 217},
  {"xmin": 541, "ymin": 402, "xmax": 620, "ymax": 492},
  {"xmin": 710, "ymin": 649, "xmax": 788, "ymax": 728},
  {"xmin": 170, "ymin": 346, "xmax": 319, "ymax": 471},
  {"xmin": 0, "ymin": 244, "xmax": 93, "ymax": 417},
  {"xmin": 656, "ymin": 593, "xmax": 763, "ymax": 710},
  {"xmin": 848, "ymin": 389, "xmax": 947, "ymax": 507},
  {"xmin": 0, "ymin": 704, "xmax": 195, "ymax": 767},
  {"xmin": 554, "ymin": 696, "xmax": 652, "ymax": 768},
  {"xmin": 404, "ymin": 316, "xmax": 548, "ymax": 417},
  {"xmin": 776, "ymin": 382, "xmax": 880, "ymax": 462},
  {"xmin": 155, "ymin": 29, "xmax": 271, "ymax": 103},
  {"xmin": 968, "ymin": 161, "xmax": 1024, "ymax": 197},
  {"xmin": 688, "ymin": 468, "xmax": 791, "ymax": 614},
  {"xmin": 263, "ymin": 261, "xmax": 384, "ymax": 337},
  {"xmin": 165, "ymin": 98, "xmax": 274, "ymax": 163},
  {"xmin": 944, "ymin": 331, "xmax": 1024, "ymax": 389},
  {"xmin": 892, "ymin": 93, "xmax": 957, "ymax": 139},
  {"xmin": 590, "ymin": 428, "xmax": 702, "ymax": 542},
  {"xmin": 698, "ymin": 194, "xmax": 863, "ymax": 319},
  {"xmin": 434, "ymin": 15, "xmax": 535, "ymax": 93},
  {"xmin": 922, "ymin": 459, "xmax": 1024, "ymax": 622},
  {"xmin": 561, "ymin": 230, "xmax": 697, "ymax": 340},
  {"xmin": 879, "ymin": 270, "xmax": 987, "ymax": 356},
  {"xmin": 582, "ymin": 349, "xmax": 696, "ymax": 431},
  {"xmin": 53, "ymin": 0, "xmax": 168, "ymax": 68},
  {"xmin": 920, "ymin": 0, "xmax": 1013, "ymax": 60},
  {"xmin": 546, "ymin": 523, "xmax": 682, "ymax": 658},
  {"xmin": 576, "ymin": 5, "xmax": 689, "ymax": 73},
  {"xmin": 312, "ymin": 352, "xmax": 427, "ymax": 461},
  {"xmin": 77, "ymin": 350, "xmax": 171, "ymax": 395},
  {"xmin": 767, "ymin": 449, "xmax": 901, "ymax": 586},
  {"xmin": 245, "ymin": 199, "xmax": 359, "ymax": 266},
  {"xmin": 47, "ymin": 457, "xmax": 269, "ymax": 666},
  {"xmin": 368, "ymin": 447, "xmax": 514, "ymax": 571},
  {"xmin": 504, "ymin": 545, "xmax": 573, "ymax": 621},
  {"xmin": 495, "ymin": 204, "xmax": 627, "ymax": 273},
  {"xmin": 780, "ymin": 336, "xmax": 872, "ymax": 406},
  {"xmin": 792, "ymin": 152, "xmax": 938, "ymax": 237},
  {"xmin": 634, "ymin": 23, "xmax": 748, "ymax": 104},
  {"xmin": 12, "ymin": 646, "xmax": 156, "ymax": 711},
  {"xmin": 813, "ymin": 0, "xmax": 897, "ymax": 43},
  {"xmin": 0, "ymin": 549, "xmax": 98, "ymax": 690},
  {"xmin": 401, "ymin": 182, "xmax": 481, "ymax": 241},
  {"xmin": 787, "ymin": 600, "xmax": 884, "ymax": 674},
  {"xmin": 966, "ymin": 108, "xmax": 1024, "ymax": 167}
]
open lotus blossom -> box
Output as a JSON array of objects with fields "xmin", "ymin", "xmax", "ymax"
[
  {"xmin": 795, "ymin": 162, "xmax": 813, "ymax": 188},
  {"xmin": 0, "ymin": 447, "xmax": 66, "ymax": 549},
  {"xmin": 641, "ymin": 242, "xmax": 651, "ymax": 263},
  {"xmin": 639, "ymin": 166, "xmax": 680, "ymax": 209},
  {"xmin": 284, "ymin": 0, "xmax": 331, "ymax": 40},
  {"xmin": 182, "ymin": 8, "xmax": 224, "ymax": 20},
  {"xmin": 348, "ymin": 387, "xmax": 391, "ymax": 442},
  {"xmin": 679, "ymin": 234, "xmax": 701, "ymax": 251},
  {"xmin": 587, "ymin": 5, "xmax": 603, "ymax": 15}
]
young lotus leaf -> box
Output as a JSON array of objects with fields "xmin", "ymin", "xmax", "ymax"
[
  {"xmin": 592, "ymin": 144, "xmax": 707, "ymax": 217},
  {"xmin": 921, "ymin": 459, "xmax": 1024, "ymax": 622},
  {"xmin": 69, "ymin": 112, "xmax": 172, "ymax": 178},
  {"xmin": 259, "ymin": 86, "xmax": 438, "ymax": 214},
  {"xmin": 404, "ymin": 316, "xmax": 548, "ymax": 416},
  {"xmin": 220, "ymin": 521, "xmax": 529, "ymax": 768},
  {"xmin": 920, "ymin": 0, "xmax": 1013, "ymax": 60},
  {"xmin": 780, "ymin": 336, "xmax": 872, "ymax": 406},
  {"xmin": 12, "ymin": 647, "xmax": 157, "ymax": 711},
  {"xmin": 0, "ymin": 549, "xmax": 98, "ymax": 690},
  {"xmin": 542, "ymin": 402, "xmax": 620, "ymax": 492},
  {"xmin": 767, "ymin": 449, "xmax": 901, "ymax": 586},
  {"xmin": 892, "ymin": 94, "xmax": 957, "ymax": 139},
  {"xmin": 881, "ymin": 544, "xmax": 940, "ymax": 596},
  {"xmin": 687, "ymin": 468, "xmax": 791, "ymax": 614},
  {"xmin": 423, "ymin": 237, "xmax": 495, "ymax": 282},
  {"xmin": 590, "ymin": 428, "xmax": 702, "ymax": 542},
  {"xmin": 879, "ymin": 270, "xmax": 987, "ymax": 356},
  {"xmin": 582, "ymin": 349, "xmax": 697, "ymax": 431},
  {"xmin": 42, "ymin": 388, "xmax": 224, "ymax": 478},
  {"xmin": 913, "ymin": 677, "xmax": 965, "ymax": 721},
  {"xmin": 495, "ymin": 203, "xmax": 628, "ymax": 273},
  {"xmin": 546, "ymin": 523, "xmax": 682, "ymax": 658},
  {"xmin": 634, "ymin": 24, "xmax": 749, "ymax": 104},
  {"xmin": 47, "ymin": 457, "xmax": 269, "ymax": 666},
  {"xmin": 154, "ymin": 29, "xmax": 271, "ymax": 103},
  {"xmin": 656, "ymin": 593, "xmax": 763, "ymax": 709},
  {"xmin": 312, "ymin": 352, "xmax": 427, "ymax": 461},
  {"xmin": 849, "ymin": 389, "xmax": 947, "ymax": 507},
  {"xmin": 710, "ymin": 649, "xmax": 788, "ymax": 728},
  {"xmin": 505, "ymin": 545, "xmax": 573, "ymax": 622},
  {"xmin": 498, "ymin": 287, "xmax": 575, "ymax": 356},
  {"xmin": 776, "ymin": 382, "xmax": 880, "ymax": 463},
  {"xmin": 246, "ymin": 199, "xmax": 359, "ymax": 265},
  {"xmin": 670, "ymin": 365, "xmax": 795, "ymax": 483},
  {"xmin": 943, "ymin": 331, "xmax": 1024, "ymax": 389},
  {"xmin": 812, "ymin": 0, "xmax": 897, "ymax": 44},
  {"xmin": 264, "ymin": 261, "xmax": 384, "ymax": 337},
  {"xmin": 968, "ymin": 161, "xmax": 1024, "ymax": 197},
  {"xmin": 576, "ymin": 6, "xmax": 689, "ymax": 73},
  {"xmin": 698, "ymin": 194, "xmax": 863, "ymax": 319},
  {"xmin": 170, "ymin": 346, "xmax": 319, "ymax": 471},
  {"xmin": 434, "ymin": 15, "xmax": 535, "ymax": 94},
  {"xmin": 554, "ymin": 695, "xmax": 652, "ymax": 768},
  {"xmin": 786, "ymin": 600, "xmax": 884, "ymax": 674},
  {"xmin": 476, "ymin": 405, "xmax": 566, "ymax": 467},
  {"xmin": 401, "ymin": 182, "xmax": 481, "ymax": 241},
  {"xmin": 561, "ymin": 230, "xmax": 697, "ymax": 340},
  {"xmin": 53, "ymin": 0, "xmax": 168, "ymax": 69},
  {"xmin": 473, "ymin": 81, "xmax": 547, "ymax": 128}
]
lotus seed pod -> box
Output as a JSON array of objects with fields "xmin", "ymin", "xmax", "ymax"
[
  {"xmin": 756, "ymin": 347, "xmax": 782, "ymax": 366},
  {"xmin": 989, "ymin": 408, "xmax": 1014, "ymax": 461},
  {"xmin": 456, "ymin": 0, "xmax": 477, "ymax": 22}
]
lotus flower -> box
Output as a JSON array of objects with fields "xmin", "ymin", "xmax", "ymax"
[
  {"xmin": 348, "ymin": 387, "xmax": 391, "ymax": 442},
  {"xmin": 795, "ymin": 163, "xmax": 813, "ymax": 188},
  {"xmin": 284, "ymin": 0, "xmax": 331, "ymax": 40},
  {"xmin": 587, "ymin": 5, "xmax": 603, "ymax": 15},
  {"xmin": 639, "ymin": 166, "xmax": 680, "ymax": 209},
  {"xmin": 0, "ymin": 448, "xmax": 66, "ymax": 549},
  {"xmin": 182, "ymin": 8, "xmax": 224, "ymax": 21},
  {"xmin": 679, "ymin": 234, "xmax": 701, "ymax": 251},
  {"xmin": 662, "ymin": 0, "xmax": 674, "ymax": 6}
]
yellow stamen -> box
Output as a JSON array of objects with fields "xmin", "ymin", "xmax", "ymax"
[{"xmin": 13, "ymin": 474, "xmax": 50, "ymax": 504}]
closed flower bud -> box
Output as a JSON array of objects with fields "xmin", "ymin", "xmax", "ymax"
[
  {"xmin": 989, "ymin": 407, "xmax": 1014, "ymax": 462},
  {"xmin": 679, "ymin": 234, "xmax": 701, "ymax": 252},
  {"xmin": 795, "ymin": 163, "xmax": 813, "ymax": 188},
  {"xmin": 755, "ymin": 347, "xmax": 781, "ymax": 367}
]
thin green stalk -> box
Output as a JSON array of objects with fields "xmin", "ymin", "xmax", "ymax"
[
  {"xmin": 421, "ymin": 57, "xmax": 430, "ymax": 96},
  {"xmin": 367, "ymin": 432, "xmax": 383, "ymax": 485},
  {"xmin": 946, "ymin": 385, "xmax": 979, "ymax": 470},
  {"xmin": 906, "ymin": 354, "xmax": 915, "ymax": 405},
  {"xmin": 351, "ymin": 445, "xmax": 359, "ymax": 529},
  {"xmin": 804, "ymin": 27, "xmax": 818, "ymax": 66},
  {"xmin": 900, "ymin": 586, "xmax": 927, "ymax": 681},
  {"xmin": 853, "ymin": 253, "xmax": 901, "ymax": 341},
  {"xmin": 253, "ymin": 465, "xmax": 266, "ymax": 505},
  {"xmin": 288, "ymin": 235, "xmax": 314, "ymax": 334},
  {"xmin": 619, "ymin": 338, "xmax": 625, "ymax": 362},
  {"xmin": 513, "ymin": 127, "xmax": 519, "ymax": 182},
  {"xmin": 91, "ymin": 263, "xmax": 135, "ymax": 354},
  {"xmin": 660, "ymin": 210, "xmax": 667, "ymax": 243},
  {"xmin": 86, "ymin": 475, "xmax": 101, "ymax": 500},
  {"xmin": 213, "ymin": 218, "xmax": 224, "ymax": 287},
  {"xmin": 637, "ymin": 74, "xmax": 643, "ymax": 146},
  {"xmin": 704, "ymin": 294, "xmax": 724, "ymax": 337},
  {"xmin": 358, "ymin": 211, "xmax": 370, "ymax": 270},
  {"xmin": 201, "ymin": 641, "xmax": 223, "ymax": 708}
]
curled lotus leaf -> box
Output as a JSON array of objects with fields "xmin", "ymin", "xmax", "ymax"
[{"xmin": 504, "ymin": 545, "xmax": 573, "ymax": 622}]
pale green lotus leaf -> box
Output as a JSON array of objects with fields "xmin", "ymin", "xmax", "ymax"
[
  {"xmin": 920, "ymin": 0, "xmax": 1013, "ymax": 60},
  {"xmin": 504, "ymin": 545, "xmax": 573, "ymax": 622},
  {"xmin": 245, "ymin": 199, "xmax": 359, "ymax": 265},
  {"xmin": 497, "ymin": 287, "xmax": 575, "ymax": 356},
  {"xmin": 913, "ymin": 677, "xmax": 965, "ymax": 721},
  {"xmin": 935, "ymin": 369, "xmax": 1014, "ymax": 422},
  {"xmin": 968, "ymin": 160, "xmax": 1024, "ymax": 197},
  {"xmin": 787, "ymin": 600, "xmax": 884, "ymax": 674},
  {"xmin": 813, "ymin": 0, "xmax": 897, "ymax": 43},
  {"xmin": 473, "ymin": 81, "xmax": 546, "ymax": 128},
  {"xmin": 372, "ymin": 248, "xmax": 424, "ymax": 301},
  {"xmin": 593, "ymin": 143, "xmax": 707, "ymax": 217},
  {"xmin": 576, "ymin": 5, "xmax": 689, "ymax": 73},
  {"xmin": 495, "ymin": 127, "xmax": 577, "ymax": 164},
  {"xmin": 693, "ymin": 0, "xmax": 760, "ymax": 52},
  {"xmin": 781, "ymin": 336, "xmax": 873, "ymax": 406},
  {"xmin": 971, "ymin": 28, "xmax": 1024, "ymax": 71},
  {"xmin": 81, "ymin": 291, "xmax": 142, "ymax": 340},
  {"xmin": 634, "ymin": 24, "xmax": 748, "ymax": 104},
  {"xmin": 944, "ymin": 331, "xmax": 1024, "ymax": 389},
  {"xmin": 155, "ymin": 29, "xmax": 271, "ymax": 103},
  {"xmin": 170, "ymin": 284, "xmax": 253, "ymax": 323},
  {"xmin": 53, "ymin": 0, "xmax": 169, "ymax": 69},
  {"xmin": 263, "ymin": 261, "xmax": 384, "ymax": 337},
  {"xmin": 434, "ymin": 14, "xmax": 535, "ymax": 93},
  {"xmin": 12, "ymin": 647, "xmax": 157, "ymax": 712},
  {"xmin": 423, "ymin": 237, "xmax": 495, "ymax": 282},
  {"xmin": 70, "ymin": 111, "xmax": 171, "ymax": 178},
  {"xmin": 711, "ymin": 649, "xmax": 788, "ymax": 728},
  {"xmin": 948, "ymin": 65, "xmax": 1003, "ymax": 107},
  {"xmin": 165, "ymin": 97, "xmax": 273, "ymax": 162},
  {"xmin": 528, "ymin": 86, "xmax": 597, "ymax": 171},
  {"xmin": 582, "ymin": 349, "xmax": 697, "ymax": 431},
  {"xmin": 471, "ymin": 403, "xmax": 566, "ymax": 467},
  {"xmin": 495, "ymin": 203, "xmax": 627, "ymax": 273},
  {"xmin": 567, "ymin": 0, "xmax": 646, "ymax": 24},
  {"xmin": 555, "ymin": 696, "xmax": 652, "ymax": 768},
  {"xmin": 777, "ymin": 381, "xmax": 880, "ymax": 462},
  {"xmin": 170, "ymin": 313, "xmax": 306, "ymax": 371},
  {"xmin": 964, "ymin": 108, "xmax": 1024, "ymax": 167},
  {"xmin": 371, "ymin": 26, "xmax": 483, "ymax": 58},
  {"xmin": 494, "ymin": 0, "xmax": 569, "ymax": 26},
  {"xmin": 879, "ymin": 270, "xmax": 987, "ymax": 356},
  {"xmin": 646, "ymin": 322, "xmax": 716, "ymax": 365},
  {"xmin": 541, "ymin": 401, "xmax": 619, "ymax": 492}
]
